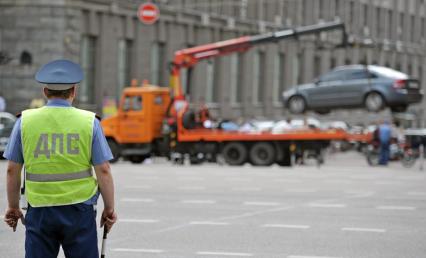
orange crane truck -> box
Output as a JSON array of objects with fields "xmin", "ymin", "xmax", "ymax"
[{"xmin": 101, "ymin": 21, "xmax": 350, "ymax": 166}]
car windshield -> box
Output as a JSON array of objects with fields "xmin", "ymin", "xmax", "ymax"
[{"xmin": 368, "ymin": 65, "xmax": 408, "ymax": 79}]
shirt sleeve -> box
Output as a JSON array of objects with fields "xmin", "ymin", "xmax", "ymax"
[
  {"xmin": 3, "ymin": 118, "xmax": 24, "ymax": 164},
  {"xmin": 91, "ymin": 118, "xmax": 113, "ymax": 166}
]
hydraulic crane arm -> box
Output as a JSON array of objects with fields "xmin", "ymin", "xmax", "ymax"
[{"xmin": 170, "ymin": 20, "xmax": 347, "ymax": 99}]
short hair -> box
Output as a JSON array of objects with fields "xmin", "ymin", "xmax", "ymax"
[{"xmin": 45, "ymin": 87, "xmax": 74, "ymax": 99}]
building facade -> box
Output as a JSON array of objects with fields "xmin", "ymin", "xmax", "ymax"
[{"xmin": 1, "ymin": 0, "xmax": 425, "ymax": 126}]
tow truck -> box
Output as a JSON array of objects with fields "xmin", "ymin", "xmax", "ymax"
[{"xmin": 102, "ymin": 21, "xmax": 351, "ymax": 166}]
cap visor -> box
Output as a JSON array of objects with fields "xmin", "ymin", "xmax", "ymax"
[{"xmin": 45, "ymin": 84, "xmax": 75, "ymax": 90}]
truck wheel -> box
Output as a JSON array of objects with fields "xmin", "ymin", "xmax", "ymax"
[
  {"xmin": 107, "ymin": 139, "xmax": 121, "ymax": 163},
  {"xmin": 249, "ymin": 142, "xmax": 275, "ymax": 166},
  {"xmin": 129, "ymin": 155, "xmax": 147, "ymax": 164},
  {"xmin": 276, "ymin": 146, "xmax": 292, "ymax": 167},
  {"xmin": 222, "ymin": 142, "xmax": 247, "ymax": 166}
]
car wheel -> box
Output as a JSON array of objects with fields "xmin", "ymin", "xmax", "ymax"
[
  {"xmin": 249, "ymin": 142, "xmax": 275, "ymax": 166},
  {"xmin": 365, "ymin": 92, "xmax": 385, "ymax": 112},
  {"xmin": 107, "ymin": 138, "xmax": 121, "ymax": 163},
  {"xmin": 222, "ymin": 142, "xmax": 247, "ymax": 166},
  {"xmin": 391, "ymin": 105, "xmax": 408, "ymax": 113},
  {"xmin": 288, "ymin": 95, "xmax": 306, "ymax": 114}
]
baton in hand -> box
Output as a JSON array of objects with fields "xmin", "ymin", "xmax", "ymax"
[{"xmin": 100, "ymin": 227, "xmax": 108, "ymax": 258}]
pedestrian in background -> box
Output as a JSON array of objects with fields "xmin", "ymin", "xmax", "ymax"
[
  {"xmin": 0, "ymin": 94, "xmax": 6, "ymax": 112},
  {"xmin": 3, "ymin": 59, "xmax": 117, "ymax": 258},
  {"xmin": 378, "ymin": 120, "xmax": 392, "ymax": 165}
]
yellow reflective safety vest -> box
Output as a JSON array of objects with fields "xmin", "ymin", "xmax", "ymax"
[{"xmin": 22, "ymin": 106, "xmax": 98, "ymax": 207}]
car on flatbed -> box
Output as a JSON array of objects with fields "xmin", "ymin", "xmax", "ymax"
[{"xmin": 283, "ymin": 65, "xmax": 423, "ymax": 114}]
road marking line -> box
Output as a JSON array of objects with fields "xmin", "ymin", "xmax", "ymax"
[
  {"xmin": 125, "ymin": 185, "xmax": 152, "ymax": 189},
  {"xmin": 178, "ymin": 186, "xmax": 206, "ymax": 190},
  {"xmin": 197, "ymin": 251, "xmax": 253, "ymax": 256},
  {"xmin": 344, "ymin": 191, "xmax": 375, "ymax": 198},
  {"xmin": 136, "ymin": 176, "xmax": 160, "ymax": 180},
  {"xmin": 375, "ymin": 181, "xmax": 400, "ymax": 185},
  {"xmin": 308, "ymin": 203, "xmax": 347, "ymax": 208},
  {"xmin": 119, "ymin": 219, "xmax": 159, "ymax": 223},
  {"xmin": 323, "ymin": 179, "xmax": 351, "ymax": 184},
  {"xmin": 407, "ymin": 192, "xmax": 426, "ymax": 196},
  {"xmin": 349, "ymin": 175, "xmax": 376, "ymax": 180},
  {"xmin": 226, "ymin": 178, "xmax": 253, "ymax": 182},
  {"xmin": 154, "ymin": 205, "xmax": 293, "ymax": 233},
  {"xmin": 243, "ymin": 201, "xmax": 280, "ymax": 206},
  {"xmin": 376, "ymin": 206, "xmax": 416, "ymax": 210},
  {"xmin": 275, "ymin": 179, "xmax": 302, "ymax": 183},
  {"xmin": 342, "ymin": 227, "xmax": 386, "ymax": 233},
  {"xmin": 112, "ymin": 248, "xmax": 164, "ymax": 253},
  {"xmin": 181, "ymin": 200, "xmax": 216, "ymax": 204},
  {"xmin": 399, "ymin": 177, "xmax": 423, "ymax": 181},
  {"xmin": 121, "ymin": 198, "xmax": 155, "ymax": 203},
  {"xmin": 190, "ymin": 221, "xmax": 229, "ymax": 225},
  {"xmin": 262, "ymin": 224, "xmax": 310, "ymax": 229},
  {"xmin": 286, "ymin": 189, "xmax": 317, "ymax": 193},
  {"xmin": 232, "ymin": 187, "xmax": 262, "ymax": 192},
  {"xmin": 288, "ymin": 256, "xmax": 342, "ymax": 258},
  {"xmin": 178, "ymin": 177, "xmax": 204, "ymax": 181}
]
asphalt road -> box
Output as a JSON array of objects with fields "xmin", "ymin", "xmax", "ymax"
[{"xmin": 1, "ymin": 151, "xmax": 426, "ymax": 258}]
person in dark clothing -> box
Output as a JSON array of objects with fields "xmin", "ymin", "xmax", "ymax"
[{"xmin": 378, "ymin": 120, "xmax": 392, "ymax": 165}]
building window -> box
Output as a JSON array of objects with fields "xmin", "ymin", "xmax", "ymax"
[
  {"xmin": 236, "ymin": 53, "xmax": 244, "ymax": 103},
  {"xmin": 335, "ymin": 0, "xmax": 340, "ymax": 17},
  {"xmin": 330, "ymin": 55, "xmax": 337, "ymax": 68},
  {"xmin": 273, "ymin": 54, "xmax": 280, "ymax": 103},
  {"xmin": 117, "ymin": 39, "xmax": 132, "ymax": 98},
  {"xmin": 411, "ymin": 15, "xmax": 415, "ymax": 42},
  {"xmin": 398, "ymin": 12, "xmax": 404, "ymax": 39},
  {"xmin": 319, "ymin": 0, "xmax": 325, "ymax": 19},
  {"xmin": 349, "ymin": 1, "xmax": 355, "ymax": 27},
  {"xmin": 376, "ymin": 7, "xmax": 381, "ymax": 39},
  {"xmin": 387, "ymin": 10, "xmax": 392, "ymax": 39},
  {"xmin": 252, "ymin": 51, "xmax": 265, "ymax": 104},
  {"xmin": 205, "ymin": 60, "xmax": 215, "ymax": 103},
  {"xmin": 80, "ymin": 35, "xmax": 96, "ymax": 103},
  {"xmin": 230, "ymin": 54, "xmax": 239, "ymax": 104},
  {"xmin": 293, "ymin": 53, "xmax": 299, "ymax": 85},
  {"xmin": 408, "ymin": 62, "xmax": 413, "ymax": 76},
  {"xmin": 314, "ymin": 55, "xmax": 322, "ymax": 78},
  {"xmin": 279, "ymin": 53, "xmax": 286, "ymax": 99},
  {"xmin": 151, "ymin": 42, "xmax": 165, "ymax": 85},
  {"xmin": 363, "ymin": 4, "xmax": 368, "ymax": 27},
  {"xmin": 272, "ymin": 52, "xmax": 286, "ymax": 103},
  {"xmin": 297, "ymin": 51, "xmax": 304, "ymax": 84}
]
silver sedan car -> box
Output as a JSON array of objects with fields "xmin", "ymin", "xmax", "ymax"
[{"xmin": 283, "ymin": 65, "xmax": 423, "ymax": 114}]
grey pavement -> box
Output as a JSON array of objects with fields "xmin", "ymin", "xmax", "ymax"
[{"xmin": 1, "ymin": 151, "xmax": 426, "ymax": 258}]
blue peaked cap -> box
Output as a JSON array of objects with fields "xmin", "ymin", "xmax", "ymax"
[{"xmin": 35, "ymin": 59, "xmax": 83, "ymax": 84}]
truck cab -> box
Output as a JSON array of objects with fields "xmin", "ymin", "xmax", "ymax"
[{"xmin": 101, "ymin": 84, "xmax": 170, "ymax": 163}]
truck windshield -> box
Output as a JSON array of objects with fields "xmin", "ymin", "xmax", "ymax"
[{"xmin": 123, "ymin": 96, "xmax": 142, "ymax": 111}]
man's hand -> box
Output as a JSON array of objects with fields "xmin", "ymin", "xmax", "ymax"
[
  {"xmin": 4, "ymin": 207, "xmax": 24, "ymax": 232},
  {"xmin": 100, "ymin": 209, "xmax": 117, "ymax": 233}
]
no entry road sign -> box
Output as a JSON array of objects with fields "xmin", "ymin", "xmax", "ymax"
[{"xmin": 137, "ymin": 2, "xmax": 160, "ymax": 25}]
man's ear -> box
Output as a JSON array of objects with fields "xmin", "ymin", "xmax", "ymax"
[
  {"xmin": 71, "ymin": 85, "xmax": 77, "ymax": 98},
  {"xmin": 42, "ymin": 87, "xmax": 49, "ymax": 98}
]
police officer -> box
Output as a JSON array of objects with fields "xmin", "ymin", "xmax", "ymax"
[{"xmin": 3, "ymin": 59, "xmax": 117, "ymax": 258}]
